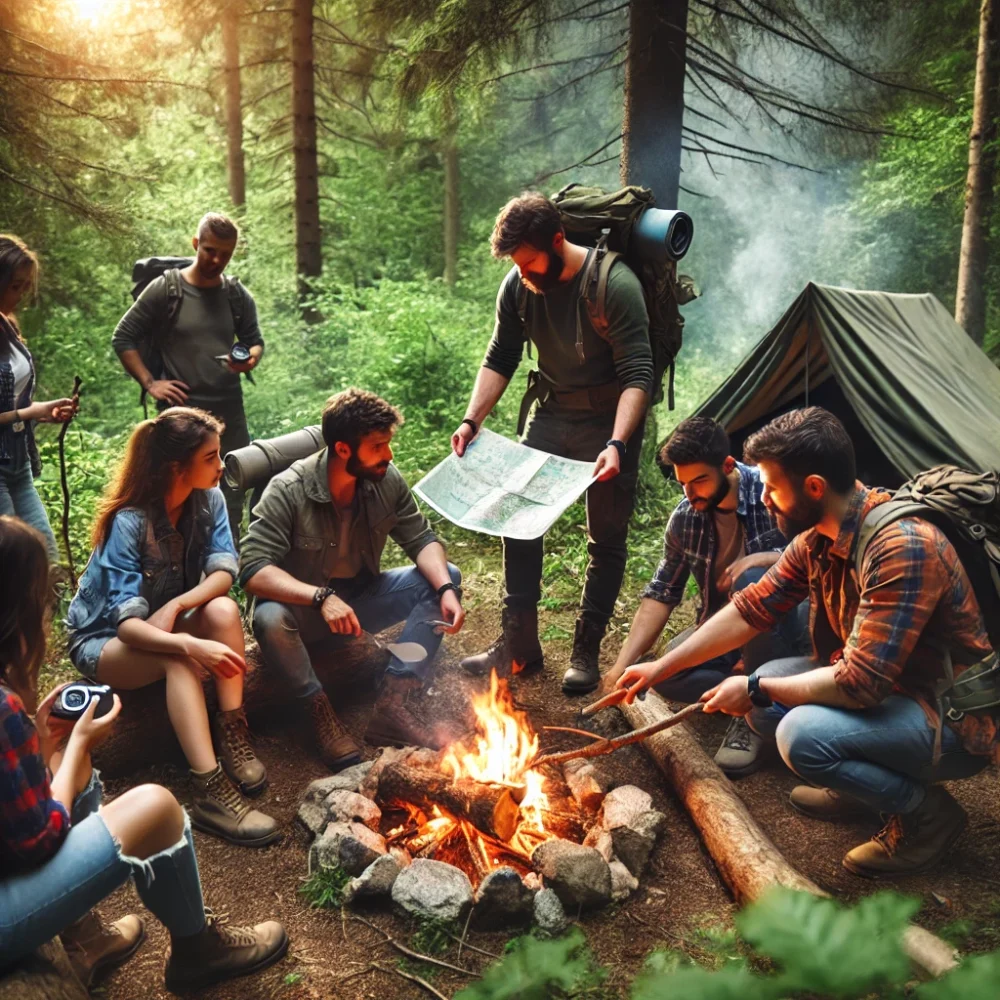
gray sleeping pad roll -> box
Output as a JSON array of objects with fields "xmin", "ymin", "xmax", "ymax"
[{"xmin": 224, "ymin": 425, "xmax": 325, "ymax": 492}]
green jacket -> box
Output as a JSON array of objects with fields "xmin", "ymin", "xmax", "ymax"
[{"xmin": 238, "ymin": 449, "xmax": 438, "ymax": 599}]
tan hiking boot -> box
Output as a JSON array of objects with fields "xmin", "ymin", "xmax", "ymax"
[
  {"xmin": 213, "ymin": 707, "xmax": 267, "ymax": 796},
  {"xmin": 164, "ymin": 907, "xmax": 288, "ymax": 993},
  {"xmin": 306, "ymin": 690, "xmax": 362, "ymax": 771},
  {"xmin": 842, "ymin": 786, "xmax": 968, "ymax": 878},
  {"xmin": 189, "ymin": 763, "xmax": 281, "ymax": 848},
  {"xmin": 61, "ymin": 910, "xmax": 145, "ymax": 987},
  {"xmin": 789, "ymin": 785, "xmax": 876, "ymax": 822},
  {"xmin": 364, "ymin": 674, "xmax": 463, "ymax": 750}
]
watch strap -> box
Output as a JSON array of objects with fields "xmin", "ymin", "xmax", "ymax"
[
  {"xmin": 461, "ymin": 418, "xmax": 478, "ymax": 436},
  {"xmin": 606, "ymin": 438, "xmax": 626, "ymax": 459},
  {"xmin": 436, "ymin": 581, "xmax": 461, "ymax": 599}
]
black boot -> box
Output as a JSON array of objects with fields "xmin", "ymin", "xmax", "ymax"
[
  {"xmin": 561, "ymin": 618, "xmax": 605, "ymax": 695},
  {"xmin": 460, "ymin": 606, "xmax": 544, "ymax": 678}
]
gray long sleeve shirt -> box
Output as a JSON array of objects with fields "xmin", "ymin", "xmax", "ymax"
[{"xmin": 482, "ymin": 258, "xmax": 653, "ymax": 394}]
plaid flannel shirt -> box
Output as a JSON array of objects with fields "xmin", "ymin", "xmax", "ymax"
[
  {"xmin": 732, "ymin": 485, "xmax": 999, "ymax": 758},
  {"xmin": 641, "ymin": 462, "xmax": 786, "ymax": 624},
  {"xmin": 1, "ymin": 685, "xmax": 69, "ymax": 873}
]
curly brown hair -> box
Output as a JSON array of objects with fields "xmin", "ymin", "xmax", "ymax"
[
  {"xmin": 321, "ymin": 388, "xmax": 403, "ymax": 451},
  {"xmin": 490, "ymin": 193, "xmax": 563, "ymax": 259},
  {"xmin": 661, "ymin": 416, "xmax": 730, "ymax": 468}
]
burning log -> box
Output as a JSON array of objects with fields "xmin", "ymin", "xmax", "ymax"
[{"xmin": 377, "ymin": 761, "xmax": 526, "ymax": 843}]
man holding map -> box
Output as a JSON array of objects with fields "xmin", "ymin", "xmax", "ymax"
[{"xmin": 451, "ymin": 193, "xmax": 652, "ymax": 695}]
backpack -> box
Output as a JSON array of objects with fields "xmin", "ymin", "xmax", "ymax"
[
  {"xmin": 515, "ymin": 183, "xmax": 698, "ymax": 409},
  {"xmin": 129, "ymin": 257, "xmax": 250, "ymax": 412},
  {"xmin": 853, "ymin": 466, "xmax": 1000, "ymax": 738}
]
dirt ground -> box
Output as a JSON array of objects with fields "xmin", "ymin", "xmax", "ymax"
[{"xmin": 93, "ymin": 583, "xmax": 1000, "ymax": 1000}]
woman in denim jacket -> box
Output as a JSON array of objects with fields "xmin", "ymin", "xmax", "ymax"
[
  {"xmin": 0, "ymin": 235, "xmax": 78, "ymax": 561},
  {"xmin": 66, "ymin": 407, "xmax": 278, "ymax": 847},
  {"xmin": 0, "ymin": 516, "xmax": 288, "ymax": 989}
]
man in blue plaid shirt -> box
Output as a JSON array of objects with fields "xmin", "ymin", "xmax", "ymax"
[{"xmin": 605, "ymin": 416, "xmax": 810, "ymax": 776}]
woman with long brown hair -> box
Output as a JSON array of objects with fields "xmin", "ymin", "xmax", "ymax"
[
  {"xmin": 65, "ymin": 407, "xmax": 278, "ymax": 847},
  {"xmin": 0, "ymin": 516, "xmax": 288, "ymax": 989},
  {"xmin": 0, "ymin": 235, "xmax": 77, "ymax": 561}
]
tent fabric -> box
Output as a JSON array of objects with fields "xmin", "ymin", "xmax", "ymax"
[{"xmin": 692, "ymin": 282, "xmax": 1000, "ymax": 481}]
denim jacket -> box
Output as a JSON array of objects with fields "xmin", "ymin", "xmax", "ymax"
[{"xmin": 65, "ymin": 487, "xmax": 238, "ymax": 642}]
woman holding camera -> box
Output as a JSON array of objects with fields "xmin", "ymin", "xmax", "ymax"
[
  {"xmin": 66, "ymin": 407, "xmax": 278, "ymax": 847},
  {"xmin": 0, "ymin": 235, "xmax": 78, "ymax": 562},
  {"xmin": 0, "ymin": 516, "xmax": 288, "ymax": 988}
]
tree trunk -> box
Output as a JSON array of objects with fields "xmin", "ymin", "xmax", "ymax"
[
  {"xmin": 0, "ymin": 939, "xmax": 88, "ymax": 1000},
  {"xmin": 618, "ymin": 690, "xmax": 959, "ymax": 980},
  {"xmin": 956, "ymin": 0, "xmax": 1000, "ymax": 346},
  {"xmin": 442, "ymin": 96, "xmax": 460, "ymax": 287},
  {"xmin": 291, "ymin": 0, "xmax": 322, "ymax": 316},
  {"xmin": 222, "ymin": 2, "xmax": 246, "ymax": 209},
  {"xmin": 620, "ymin": 0, "xmax": 688, "ymax": 208}
]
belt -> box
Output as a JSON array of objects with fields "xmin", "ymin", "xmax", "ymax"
[{"xmin": 516, "ymin": 370, "xmax": 621, "ymax": 436}]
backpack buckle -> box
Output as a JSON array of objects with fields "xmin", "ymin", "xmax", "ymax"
[{"xmin": 946, "ymin": 706, "xmax": 966, "ymax": 722}]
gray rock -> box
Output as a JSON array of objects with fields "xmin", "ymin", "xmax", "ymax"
[
  {"xmin": 389, "ymin": 846, "xmax": 413, "ymax": 868},
  {"xmin": 309, "ymin": 821, "xmax": 386, "ymax": 876},
  {"xmin": 296, "ymin": 799, "xmax": 329, "ymax": 839},
  {"xmin": 324, "ymin": 789, "xmax": 382, "ymax": 831},
  {"xmin": 582, "ymin": 826, "xmax": 614, "ymax": 861},
  {"xmin": 531, "ymin": 840, "xmax": 612, "ymax": 909},
  {"xmin": 391, "ymin": 859, "xmax": 474, "ymax": 923},
  {"xmin": 610, "ymin": 810, "xmax": 665, "ymax": 877},
  {"xmin": 344, "ymin": 854, "xmax": 403, "ymax": 903},
  {"xmin": 533, "ymin": 888, "xmax": 568, "ymax": 937},
  {"xmin": 609, "ymin": 860, "xmax": 639, "ymax": 901},
  {"xmin": 472, "ymin": 867, "xmax": 535, "ymax": 928},
  {"xmin": 303, "ymin": 762, "xmax": 374, "ymax": 803},
  {"xmin": 599, "ymin": 785, "xmax": 653, "ymax": 831}
]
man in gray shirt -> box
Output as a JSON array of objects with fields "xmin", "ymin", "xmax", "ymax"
[
  {"xmin": 452, "ymin": 193, "xmax": 652, "ymax": 695},
  {"xmin": 112, "ymin": 213, "xmax": 264, "ymax": 542}
]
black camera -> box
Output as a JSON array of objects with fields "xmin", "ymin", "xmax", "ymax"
[
  {"xmin": 229, "ymin": 343, "xmax": 251, "ymax": 364},
  {"xmin": 50, "ymin": 683, "xmax": 115, "ymax": 721}
]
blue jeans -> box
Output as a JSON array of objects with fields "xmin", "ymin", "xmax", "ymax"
[
  {"xmin": 0, "ymin": 771, "xmax": 206, "ymax": 970},
  {"xmin": 654, "ymin": 567, "xmax": 811, "ymax": 703},
  {"xmin": 0, "ymin": 441, "xmax": 58, "ymax": 561},
  {"xmin": 746, "ymin": 655, "xmax": 989, "ymax": 814},
  {"xmin": 253, "ymin": 564, "xmax": 462, "ymax": 698}
]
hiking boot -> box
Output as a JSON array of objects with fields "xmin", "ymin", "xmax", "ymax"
[
  {"xmin": 789, "ymin": 785, "xmax": 876, "ymax": 823},
  {"xmin": 189, "ymin": 763, "xmax": 281, "ymax": 848},
  {"xmin": 213, "ymin": 707, "xmax": 267, "ymax": 797},
  {"xmin": 561, "ymin": 618, "xmax": 605, "ymax": 695},
  {"xmin": 61, "ymin": 909, "xmax": 145, "ymax": 987},
  {"xmin": 714, "ymin": 716, "xmax": 768, "ymax": 778},
  {"xmin": 461, "ymin": 606, "xmax": 544, "ymax": 678},
  {"xmin": 842, "ymin": 786, "xmax": 968, "ymax": 878},
  {"xmin": 364, "ymin": 673, "xmax": 463, "ymax": 750},
  {"xmin": 305, "ymin": 690, "xmax": 362, "ymax": 771},
  {"xmin": 164, "ymin": 907, "xmax": 288, "ymax": 993}
]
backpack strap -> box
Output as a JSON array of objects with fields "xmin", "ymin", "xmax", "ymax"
[
  {"xmin": 576, "ymin": 243, "xmax": 617, "ymax": 365},
  {"xmin": 515, "ymin": 281, "xmax": 533, "ymax": 360},
  {"xmin": 139, "ymin": 271, "xmax": 183, "ymax": 414}
]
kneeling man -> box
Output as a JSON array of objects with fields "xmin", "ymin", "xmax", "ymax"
[
  {"xmin": 240, "ymin": 389, "xmax": 464, "ymax": 770},
  {"xmin": 618, "ymin": 407, "xmax": 996, "ymax": 877}
]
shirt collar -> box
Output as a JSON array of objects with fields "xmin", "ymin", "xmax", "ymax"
[
  {"xmin": 829, "ymin": 482, "xmax": 869, "ymax": 559},
  {"xmin": 735, "ymin": 462, "xmax": 756, "ymax": 518}
]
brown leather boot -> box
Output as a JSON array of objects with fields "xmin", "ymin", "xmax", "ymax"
[
  {"xmin": 842, "ymin": 786, "xmax": 968, "ymax": 878},
  {"xmin": 460, "ymin": 606, "xmax": 544, "ymax": 678},
  {"xmin": 213, "ymin": 707, "xmax": 267, "ymax": 796},
  {"xmin": 364, "ymin": 674, "xmax": 463, "ymax": 750},
  {"xmin": 305, "ymin": 690, "xmax": 362, "ymax": 771},
  {"xmin": 60, "ymin": 909, "xmax": 145, "ymax": 987},
  {"xmin": 164, "ymin": 907, "xmax": 288, "ymax": 993},
  {"xmin": 561, "ymin": 618, "xmax": 605, "ymax": 694},
  {"xmin": 189, "ymin": 763, "xmax": 281, "ymax": 848},
  {"xmin": 789, "ymin": 785, "xmax": 876, "ymax": 822}
]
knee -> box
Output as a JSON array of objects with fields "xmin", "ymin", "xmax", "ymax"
[
  {"xmin": 252, "ymin": 600, "xmax": 296, "ymax": 641},
  {"xmin": 202, "ymin": 595, "xmax": 241, "ymax": 633},
  {"xmin": 114, "ymin": 784, "xmax": 184, "ymax": 856},
  {"xmin": 732, "ymin": 565, "xmax": 767, "ymax": 592},
  {"xmin": 775, "ymin": 707, "xmax": 827, "ymax": 775}
]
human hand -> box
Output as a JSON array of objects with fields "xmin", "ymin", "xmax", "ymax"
[
  {"xmin": 321, "ymin": 594, "xmax": 362, "ymax": 636},
  {"xmin": 34, "ymin": 682, "xmax": 74, "ymax": 760},
  {"xmin": 69, "ymin": 693, "xmax": 123, "ymax": 753},
  {"xmin": 451, "ymin": 421, "xmax": 477, "ymax": 457},
  {"xmin": 592, "ymin": 445, "xmax": 621, "ymax": 482},
  {"xmin": 438, "ymin": 588, "xmax": 465, "ymax": 634},
  {"xmin": 718, "ymin": 555, "xmax": 767, "ymax": 594},
  {"xmin": 700, "ymin": 675, "xmax": 752, "ymax": 716},
  {"xmin": 28, "ymin": 398, "xmax": 77, "ymax": 423},
  {"xmin": 147, "ymin": 379, "xmax": 190, "ymax": 406},
  {"xmin": 227, "ymin": 357, "xmax": 256, "ymax": 374},
  {"xmin": 615, "ymin": 659, "xmax": 664, "ymax": 704},
  {"xmin": 185, "ymin": 637, "xmax": 246, "ymax": 679}
]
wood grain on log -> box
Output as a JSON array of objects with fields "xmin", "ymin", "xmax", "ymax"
[
  {"xmin": 619, "ymin": 690, "xmax": 958, "ymax": 979},
  {"xmin": 0, "ymin": 939, "xmax": 88, "ymax": 1000}
]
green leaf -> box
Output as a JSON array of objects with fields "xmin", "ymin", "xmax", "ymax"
[
  {"xmin": 918, "ymin": 951, "xmax": 1000, "ymax": 1000},
  {"xmin": 631, "ymin": 963, "xmax": 773, "ymax": 1000}
]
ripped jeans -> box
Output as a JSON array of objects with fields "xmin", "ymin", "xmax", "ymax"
[{"xmin": 0, "ymin": 771, "xmax": 206, "ymax": 969}]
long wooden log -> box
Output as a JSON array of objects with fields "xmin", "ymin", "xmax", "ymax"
[
  {"xmin": 376, "ymin": 762, "xmax": 525, "ymax": 842},
  {"xmin": 92, "ymin": 635, "xmax": 387, "ymax": 778},
  {"xmin": 619, "ymin": 690, "xmax": 958, "ymax": 980}
]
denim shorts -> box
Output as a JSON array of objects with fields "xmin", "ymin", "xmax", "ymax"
[{"xmin": 67, "ymin": 631, "xmax": 115, "ymax": 680}]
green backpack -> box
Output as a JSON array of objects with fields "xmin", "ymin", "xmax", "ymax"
[{"xmin": 515, "ymin": 183, "xmax": 698, "ymax": 409}]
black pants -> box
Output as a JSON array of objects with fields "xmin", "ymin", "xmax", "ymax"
[{"xmin": 503, "ymin": 399, "xmax": 644, "ymax": 630}]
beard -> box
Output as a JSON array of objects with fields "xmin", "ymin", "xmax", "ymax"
[
  {"xmin": 347, "ymin": 452, "xmax": 389, "ymax": 481},
  {"xmin": 772, "ymin": 493, "xmax": 824, "ymax": 539},
  {"xmin": 689, "ymin": 472, "xmax": 732, "ymax": 513},
  {"xmin": 519, "ymin": 248, "xmax": 564, "ymax": 294}
]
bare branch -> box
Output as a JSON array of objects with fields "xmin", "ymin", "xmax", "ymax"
[
  {"xmin": 482, "ymin": 44, "xmax": 624, "ymax": 86},
  {"xmin": 683, "ymin": 125, "xmax": 820, "ymax": 171},
  {"xmin": 510, "ymin": 55, "xmax": 625, "ymax": 102},
  {"xmin": 531, "ymin": 132, "xmax": 623, "ymax": 185},
  {"xmin": 0, "ymin": 67, "xmax": 206, "ymax": 92},
  {"xmin": 242, "ymin": 82, "xmax": 291, "ymax": 109}
]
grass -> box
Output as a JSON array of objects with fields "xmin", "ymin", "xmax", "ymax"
[{"xmin": 300, "ymin": 865, "xmax": 352, "ymax": 910}]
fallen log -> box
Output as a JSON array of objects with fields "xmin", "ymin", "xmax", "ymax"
[
  {"xmin": 618, "ymin": 690, "xmax": 959, "ymax": 980},
  {"xmin": 92, "ymin": 635, "xmax": 387, "ymax": 778},
  {"xmin": 0, "ymin": 939, "xmax": 87, "ymax": 1000}
]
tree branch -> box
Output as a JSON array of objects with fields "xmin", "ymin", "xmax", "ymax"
[
  {"xmin": 530, "ymin": 132, "xmax": 622, "ymax": 185},
  {"xmin": 482, "ymin": 44, "xmax": 624, "ymax": 86}
]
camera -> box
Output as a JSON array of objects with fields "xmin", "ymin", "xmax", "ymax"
[{"xmin": 50, "ymin": 683, "xmax": 115, "ymax": 722}]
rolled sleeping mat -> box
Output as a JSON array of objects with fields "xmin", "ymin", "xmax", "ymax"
[
  {"xmin": 633, "ymin": 207, "xmax": 694, "ymax": 263},
  {"xmin": 224, "ymin": 425, "xmax": 325, "ymax": 492}
]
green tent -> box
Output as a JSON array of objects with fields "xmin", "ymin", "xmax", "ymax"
[{"xmin": 692, "ymin": 282, "xmax": 1000, "ymax": 487}]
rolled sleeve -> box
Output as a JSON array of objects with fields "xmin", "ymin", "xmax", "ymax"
[
  {"xmin": 731, "ymin": 538, "xmax": 810, "ymax": 632},
  {"xmin": 98, "ymin": 511, "xmax": 150, "ymax": 625},
  {"xmin": 203, "ymin": 488, "xmax": 238, "ymax": 581},
  {"xmin": 482, "ymin": 268, "xmax": 526, "ymax": 380},
  {"xmin": 640, "ymin": 513, "xmax": 689, "ymax": 606},
  {"xmin": 239, "ymin": 479, "xmax": 294, "ymax": 586},
  {"xmin": 391, "ymin": 480, "xmax": 438, "ymax": 562}
]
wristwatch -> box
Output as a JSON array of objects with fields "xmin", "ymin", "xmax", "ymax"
[
  {"xmin": 312, "ymin": 586, "xmax": 334, "ymax": 610},
  {"xmin": 747, "ymin": 673, "xmax": 772, "ymax": 708},
  {"xmin": 436, "ymin": 582, "xmax": 461, "ymax": 599},
  {"xmin": 606, "ymin": 439, "xmax": 626, "ymax": 460},
  {"xmin": 461, "ymin": 418, "xmax": 478, "ymax": 436}
]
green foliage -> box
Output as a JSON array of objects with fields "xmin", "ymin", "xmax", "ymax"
[
  {"xmin": 299, "ymin": 864, "xmax": 352, "ymax": 910},
  {"xmin": 410, "ymin": 916, "xmax": 459, "ymax": 956}
]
